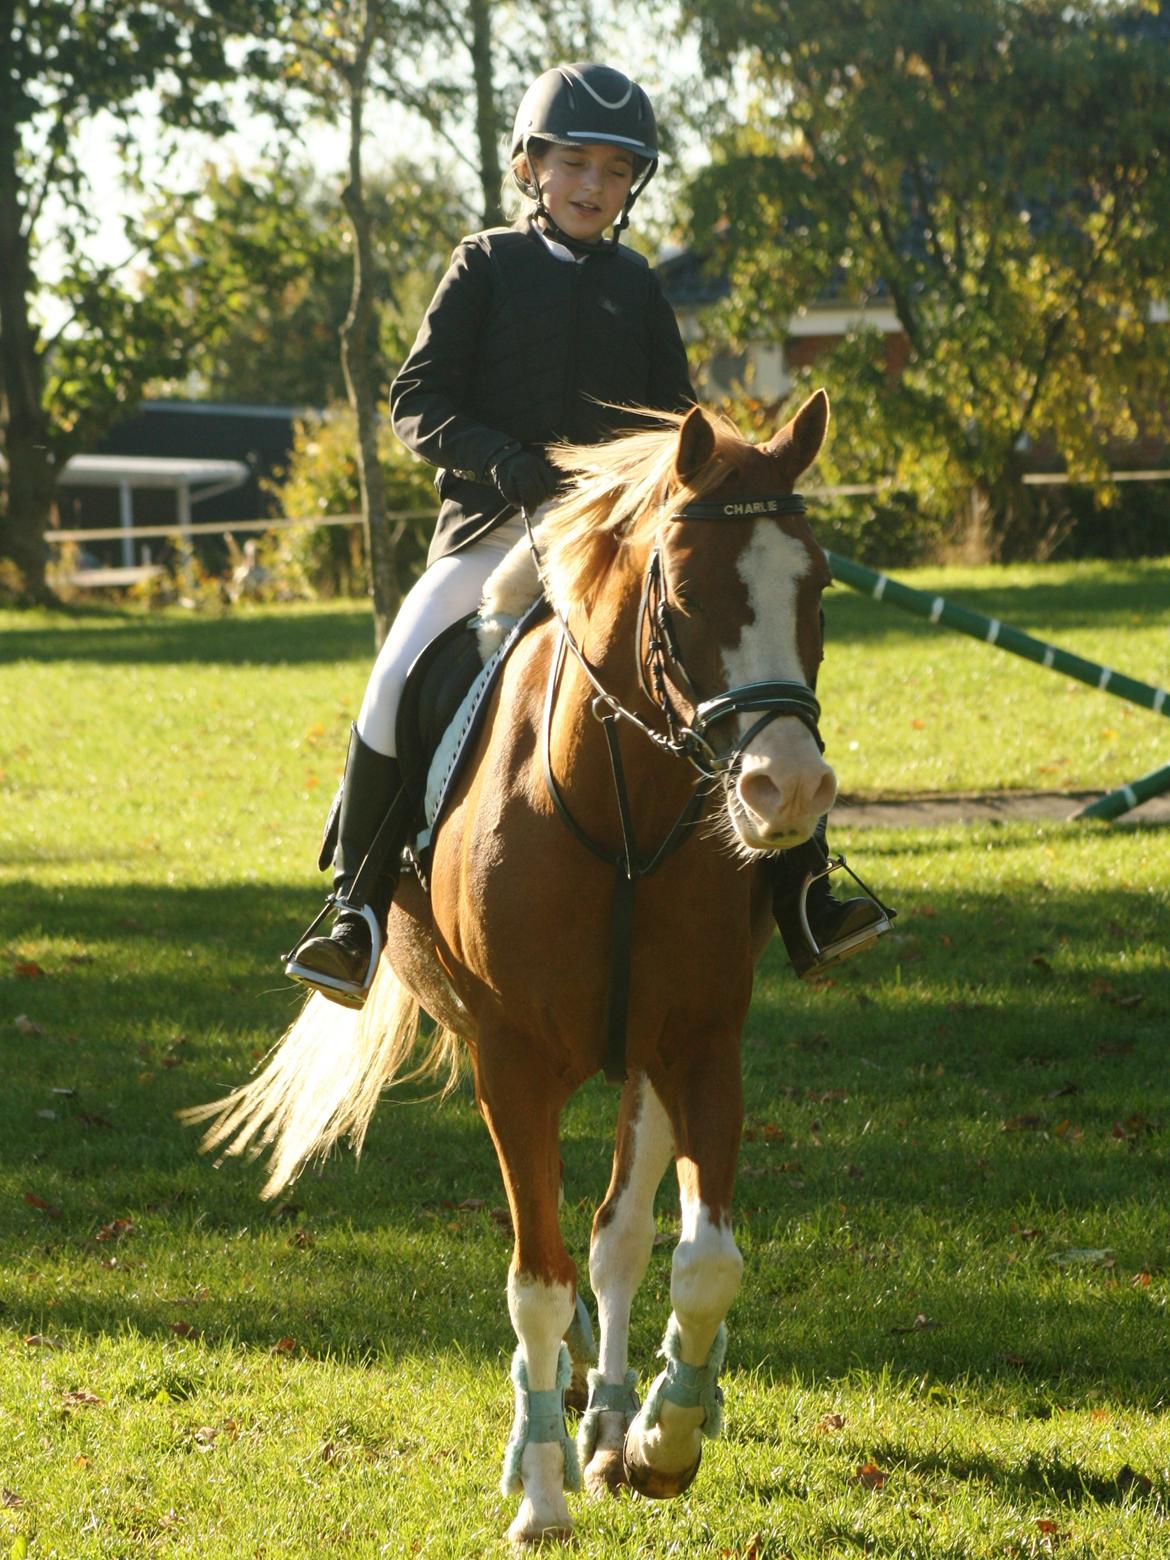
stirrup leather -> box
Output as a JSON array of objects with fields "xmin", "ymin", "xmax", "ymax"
[
  {"xmin": 798, "ymin": 854, "xmax": 893, "ymax": 965},
  {"xmin": 282, "ymin": 900, "xmax": 383, "ymax": 1008}
]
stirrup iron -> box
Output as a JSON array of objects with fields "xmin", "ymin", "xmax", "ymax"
[
  {"xmin": 798, "ymin": 853, "xmax": 894, "ymax": 965},
  {"xmin": 282, "ymin": 899, "xmax": 383, "ymax": 1008}
]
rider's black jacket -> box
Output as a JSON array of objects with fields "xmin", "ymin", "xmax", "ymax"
[{"xmin": 389, "ymin": 220, "xmax": 695, "ymax": 563}]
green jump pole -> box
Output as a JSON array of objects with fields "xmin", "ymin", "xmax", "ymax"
[
  {"xmin": 1073, "ymin": 762, "xmax": 1170, "ymax": 821},
  {"xmin": 824, "ymin": 550, "xmax": 1170, "ymax": 819}
]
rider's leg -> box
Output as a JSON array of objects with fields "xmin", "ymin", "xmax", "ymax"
[
  {"xmin": 769, "ymin": 816, "xmax": 895, "ymax": 979},
  {"xmin": 285, "ymin": 518, "xmax": 528, "ymax": 1006}
]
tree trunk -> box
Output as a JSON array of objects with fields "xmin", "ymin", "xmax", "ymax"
[
  {"xmin": 467, "ymin": 0, "xmax": 504, "ymax": 228},
  {"xmin": 0, "ymin": 0, "xmax": 57, "ymax": 606},
  {"xmin": 339, "ymin": 0, "xmax": 397, "ymax": 650}
]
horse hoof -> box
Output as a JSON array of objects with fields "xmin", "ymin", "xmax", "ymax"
[
  {"xmin": 622, "ymin": 1437, "xmax": 702, "ymax": 1501},
  {"xmin": 508, "ymin": 1521, "xmax": 575, "ymax": 1549},
  {"xmin": 584, "ymin": 1447, "xmax": 628, "ymax": 1498}
]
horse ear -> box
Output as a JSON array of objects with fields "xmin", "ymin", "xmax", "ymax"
[
  {"xmin": 764, "ymin": 389, "xmax": 830, "ymax": 477},
  {"xmin": 675, "ymin": 405, "xmax": 717, "ymax": 485}
]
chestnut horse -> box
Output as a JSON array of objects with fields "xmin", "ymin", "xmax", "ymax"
[{"xmin": 190, "ymin": 391, "xmax": 837, "ymax": 1546}]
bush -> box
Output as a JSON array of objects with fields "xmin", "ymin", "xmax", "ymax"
[
  {"xmin": 1048, "ymin": 477, "xmax": 1170, "ymax": 561},
  {"xmin": 264, "ymin": 403, "xmax": 436, "ymax": 598}
]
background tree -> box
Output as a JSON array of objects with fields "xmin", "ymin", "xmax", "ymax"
[
  {"xmin": 0, "ymin": 0, "xmax": 281, "ymax": 604},
  {"xmin": 680, "ymin": 0, "xmax": 1170, "ymax": 557},
  {"xmin": 148, "ymin": 158, "xmax": 467, "ymax": 408}
]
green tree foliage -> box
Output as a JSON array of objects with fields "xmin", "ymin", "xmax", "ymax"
[
  {"xmin": 146, "ymin": 159, "xmax": 468, "ymax": 407},
  {"xmin": 0, "ymin": 0, "xmax": 283, "ymax": 602},
  {"xmin": 265, "ymin": 401, "xmax": 435, "ymax": 599},
  {"xmin": 681, "ymin": 0, "xmax": 1170, "ymax": 558}
]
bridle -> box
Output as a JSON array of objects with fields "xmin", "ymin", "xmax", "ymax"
[
  {"xmin": 526, "ymin": 490, "xmax": 824, "ymax": 790},
  {"xmin": 523, "ymin": 492, "xmax": 826, "ymax": 1085},
  {"xmin": 638, "ymin": 492, "xmax": 824, "ymax": 779}
]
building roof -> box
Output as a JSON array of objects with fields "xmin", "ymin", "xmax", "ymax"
[{"xmin": 56, "ymin": 455, "xmax": 250, "ymax": 492}]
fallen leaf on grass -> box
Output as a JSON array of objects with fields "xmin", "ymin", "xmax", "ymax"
[
  {"xmin": 1131, "ymin": 1272, "xmax": 1151, "ymax": 1288},
  {"xmin": 1117, "ymin": 1463, "xmax": 1153, "ymax": 1496},
  {"xmin": 94, "ymin": 1218, "xmax": 135, "ymax": 1243},
  {"xmin": 23, "ymin": 1192, "xmax": 60, "ymax": 1218},
  {"xmin": 14, "ymin": 1015, "xmax": 43, "ymax": 1035},
  {"xmin": 855, "ymin": 1462, "xmax": 886, "ymax": 1489},
  {"xmin": 1113, "ymin": 1114, "xmax": 1158, "ymax": 1142},
  {"xmin": 13, "ymin": 962, "xmax": 46, "ymax": 979},
  {"xmin": 23, "ymin": 1335, "xmax": 61, "ymax": 1349},
  {"xmin": 62, "ymin": 1390, "xmax": 103, "ymax": 1407},
  {"xmin": 1003, "ymin": 1115, "xmax": 1045, "ymax": 1133},
  {"xmin": 892, "ymin": 1313, "xmax": 940, "ymax": 1333},
  {"xmin": 998, "ymin": 1351, "xmax": 1029, "ymax": 1368},
  {"xmin": 1031, "ymin": 955, "xmax": 1053, "ymax": 974},
  {"xmin": 816, "ymin": 1412, "xmax": 846, "ymax": 1432},
  {"xmin": 169, "ymin": 1321, "xmax": 197, "ymax": 1338},
  {"xmin": 721, "ymin": 1536, "xmax": 762, "ymax": 1560},
  {"xmin": 272, "ymin": 1336, "xmax": 298, "ymax": 1356},
  {"xmin": 1033, "ymin": 1517, "xmax": 1068, "ymax": 1544},
  {"xmin": 1046, "ymin": 1082, "xmax": 1081, "ymax": 1099},
  {"xmin": 2, "ymin": 1489, "xmax": 25, "ymax": 1508}
]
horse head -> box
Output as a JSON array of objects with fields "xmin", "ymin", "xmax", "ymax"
[{"xmin": 654, "ymin": 389, "xmax": 838, "ymax": 854}]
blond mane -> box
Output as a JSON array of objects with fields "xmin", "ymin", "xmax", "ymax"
[{"xmin": 540, "ymin": 407, "xmax": 752, "ymax": 614}]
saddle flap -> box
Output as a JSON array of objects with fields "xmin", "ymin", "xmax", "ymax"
[{"xmin": 395, "ymin": 615, "xmax": 486, "ymax": 809}]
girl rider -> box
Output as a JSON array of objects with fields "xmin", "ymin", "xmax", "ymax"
[{"xmin": 285, "ymin": 62, "xmax": 890, "ymax": 1009}]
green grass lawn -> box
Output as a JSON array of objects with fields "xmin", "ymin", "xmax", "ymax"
[{"xmin": 1, "ymin": 563, "xmax": 1169, "ymax": 1557}]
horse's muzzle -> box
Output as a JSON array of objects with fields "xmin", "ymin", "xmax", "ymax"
[{"xmin": 731, "ymin": 742, "xmax": 837, "ymax": 852}]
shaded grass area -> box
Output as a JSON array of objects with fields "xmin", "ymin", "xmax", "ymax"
[{"xmin": 2, "ymin": 585, "xmax": 1170, "ymax": 1555}]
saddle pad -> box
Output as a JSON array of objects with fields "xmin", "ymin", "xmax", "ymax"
[{"xmin": 395, "ymin": 595, "xmax": 551, "ymax": 857}]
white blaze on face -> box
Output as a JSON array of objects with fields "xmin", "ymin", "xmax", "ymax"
[{"xmin": 723, "ymin": 528, "xmax": 837, "ymax": 849}]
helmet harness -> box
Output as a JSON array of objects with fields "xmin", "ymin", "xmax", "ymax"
[{"xmin": 511, "ymin": 63, "xmax": 660, "ymax": 256}]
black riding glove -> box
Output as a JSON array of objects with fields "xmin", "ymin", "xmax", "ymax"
[{"xmin": 491, "ymin": 448, "xmax": 559, "ymax": 512}]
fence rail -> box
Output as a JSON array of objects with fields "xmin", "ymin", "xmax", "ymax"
[{"xmin": 47, "ymin": 510, "xmax": 430, "ymax": 546}]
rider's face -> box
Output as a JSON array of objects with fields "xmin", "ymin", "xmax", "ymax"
[{"xmin": 532, "ymin": 142, "xmax": 636, "ymax": 243}]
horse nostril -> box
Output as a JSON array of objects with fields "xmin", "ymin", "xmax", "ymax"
[
  {"xmin": 737, "ymin": 770, "xmax": 786, "ymax": 822},
  {"xmin": 809, "ymin": 769, "xmax": 838, "ymax": 816}
]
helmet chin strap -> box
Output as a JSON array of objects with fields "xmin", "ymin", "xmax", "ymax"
[
  {"xmin": 521, "ymin": 139, "xmax": 656, "ymax": 258},
  {"xmin": 532, "ymin": 201, "xmax": 629, "ymax": 257}
]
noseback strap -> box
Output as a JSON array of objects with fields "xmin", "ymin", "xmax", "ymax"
[{"xmin": 693, "ymin": 681, "xmax": 821, "ymax": 742}]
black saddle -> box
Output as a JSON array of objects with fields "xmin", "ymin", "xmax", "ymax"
[
  {"xmin": 395, "ymin": 613, "xmax": 487, "ymax": 813},
  {"xmin": 317, "ymin": 598, "xmax": 551, "ymax": 880}
]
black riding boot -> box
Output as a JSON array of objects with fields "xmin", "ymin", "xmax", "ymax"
[
  {"xmin": 283, "ymin": 727, "xmax": 414, "ymax": 1009},
  {"xmin": 771, "ymin": 817, "xmax": 894, "ymax": 979}
]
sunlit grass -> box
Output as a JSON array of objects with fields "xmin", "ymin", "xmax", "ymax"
[{"xmin": 2, "ymin": 575, "xmax": 1169, "ymax": 1556}]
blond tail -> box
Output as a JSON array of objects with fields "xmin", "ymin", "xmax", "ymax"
[{"xmin": 181, "ymin": 961, "xmax": 461, "ymax": 1199}]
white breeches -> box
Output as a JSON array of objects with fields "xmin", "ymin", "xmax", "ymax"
[{"xmin": 356, "ymin": 514, "xmax": 530, "ymax": 758}]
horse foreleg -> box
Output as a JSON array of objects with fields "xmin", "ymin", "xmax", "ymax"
[
  {"xmin": 578, "ymin": 1072, "xmax": 675, "ymax": 1496},
  {"xmin": 623, "ymin": 1049, "xmax": 744, "ymax": 1500},
  {"xmin": 478, "ymin": 1057, "xmax": 579, "ymax": 1547}
]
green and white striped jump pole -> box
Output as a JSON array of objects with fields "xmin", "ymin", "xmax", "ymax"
[{"xmin": 824, "ymin": 551, "xmax": 1170, "ymax": 822}]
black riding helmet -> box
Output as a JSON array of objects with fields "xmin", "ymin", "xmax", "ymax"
[{"xmin": 511, "ymin": 63, "xmax": 660, "ymax": 252}]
